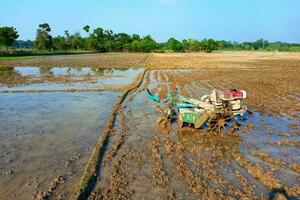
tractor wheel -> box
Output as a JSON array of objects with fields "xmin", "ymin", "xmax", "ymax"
[{"xmin": 207, "ymin": 113, "xmax": 232, "ymax": 132}]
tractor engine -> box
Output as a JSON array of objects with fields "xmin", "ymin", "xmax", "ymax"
[{"xmin": 209, "ymin": 89, "xmax": 247, "ymax": 116}]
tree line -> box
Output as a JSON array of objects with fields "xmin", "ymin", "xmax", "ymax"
[{"xmin": 1, "ymin": 24, "xmax": 300, "ymax": 54}]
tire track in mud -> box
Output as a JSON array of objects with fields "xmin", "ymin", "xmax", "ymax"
[
  {"xmin": 150, "ymin": 77, "xmax": 211, "ymax": 199},
  {"xmin": 170, "ymin": 71, "xmax": 194, "ymax": 96},
  {"xmin": 102, "ymin": 133, "xmax": 125, "ymax": 167},
  {"xmin": 151, "ymin": 135, "xmax": 176, "ymax": 199},
  {"xmin": 148, "ymin": 70, "xmax": 162, "ymax": 94},
  {"xmin": 232, "ymin": 153, "xmax": 300, "ymax": 197},
  {"xmin": 154, "ymin": 70, "xmax": 159, "ymax": 82},
  {"xmin": 88, "ymin": 148, "xmax": 135, "ymax": 200},
  {"xmin": 233, "ymin": 155, "xmax": 284, "ymax": 191},
  {"xmin": 164, "ymin": 72, "xmax": 176, "ymax": 92},
  {"xmin": 170, "ymin": 139, "xmax": 229, "ymax": 199},
  {"xmin": 75, "ymin": 68, "xmax": 148, "ymax": 199},
  {"xmin": 172, "ymin": 71, "xmax": 209, "ymax": 97},
  {"xmin": 154, "ymin": 96, "xmax": 230, "ymax": 199},
  {"xmin": 188, "ymin": 156, "xmax": 257, "ymax": 199},
  {"xmin": 157, "ymin": 71, "xmax": 233, "ymax": 198},
  {"xmin": 89, "ymin": 66, "xmax": 156, "ymax": 199},
  {"xmin": 249, "ymin": 151, "xmax": 300, "ymax": 182}
]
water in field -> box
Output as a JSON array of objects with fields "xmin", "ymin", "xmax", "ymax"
[
  {"xmin": 0, "ymin": 66, "xmax": 142, "ymax": 92},
  {"xmin": 0, "ymin": 91, "xmax": 119, "ymax": 199}
]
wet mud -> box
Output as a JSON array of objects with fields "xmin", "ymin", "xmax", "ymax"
[
  {"xmin": 1, "ymin": 52, "xmax": 300, "ymax": 199},
  {"xmin": 81, "ymin": 68, "xmax": 300, "ymax": 200},
  {"xmin": 0, "ymin": 92, "xmax": 119, "ymax": 199}
]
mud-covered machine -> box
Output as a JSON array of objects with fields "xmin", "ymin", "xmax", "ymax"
[{"xmin": 147, "ymin": 88, "xmax": 248, "ymax": 131}]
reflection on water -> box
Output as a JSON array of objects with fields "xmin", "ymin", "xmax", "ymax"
[
  {"xmin": 0, "ymin": 67, "xmax": 18, "ymax": 76},
  {"xmin": 0, "ymin": 66, "xmax": 142, "ymax": 92},
  {"xmin": 0, "ymin": 66, "xmax": 136, "ymax": 77}
]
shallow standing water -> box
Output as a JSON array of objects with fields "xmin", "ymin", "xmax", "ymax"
[
  {"xmin": 1, "ymin": 67, "xmax": 300, "ymax": 199},
  {"xmin": 0, "ymin": 91, "xmax": 119, "ymax": 199},
  {"xmin": 0, "ymin": 67, "xmax": 142, "ymax": 92}
]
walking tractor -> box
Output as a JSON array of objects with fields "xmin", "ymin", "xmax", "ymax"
[{"xmin": 147, "ymin": 88, "xmax": 249, "ymax": 132}]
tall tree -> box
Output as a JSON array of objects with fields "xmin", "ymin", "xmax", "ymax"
[
  {"xmin": 83, "ymin": 25, "xmax": 90, "ymax": 33},
  {"xmin": 64, "ymin": 30, "xmax": 70, "ymax": 38},
  {"xmin": 0, "ymin": 26, "xmax": 19, "ymax": 52},
  {"xmin": 39, "ymin": 23, "xmax": 51, "ymax": 32},
  {"xmin": 35, "ymin": 23, "xmax": 52, "ymax": 50},
  {"xmin": 88, "ymin": 27, "xmax": 106, "ymax": 52}
]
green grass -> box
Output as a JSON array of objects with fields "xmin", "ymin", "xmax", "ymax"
[
  {"xmin": 0, "ymin": 56, "xmax": 38, "ymax": 61},
  {"xmin": 0, "ymin": 50, "xmax": 96, "ymax": 61}
]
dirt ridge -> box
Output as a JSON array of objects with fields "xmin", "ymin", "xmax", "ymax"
[{"xmin": 74, "ymin": 68, "xmax": 148, "ymax": 200}]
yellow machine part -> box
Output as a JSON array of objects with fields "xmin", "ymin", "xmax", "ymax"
[{"xmin": 194, "ymin": 112, "xmax": 210, "ymax": 128}]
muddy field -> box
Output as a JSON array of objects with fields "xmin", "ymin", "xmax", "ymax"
[{"xmin": 0, "ymin": 52, "xmax": 300, "ymax": 199}]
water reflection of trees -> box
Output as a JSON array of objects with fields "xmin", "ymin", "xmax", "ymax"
[
  {"xmin": 0, "ymin": 67, "xmax": 26, "ymax": 86},
  {"xmin": 0, "ymin": 67, "xmax": 18, "ymax": 76},
  {"xmin": 91, "ymin": 67, "xmax": 114, "ymax": 75},
  {"xmin": 0, "ymin": 66, "xmax": 132, "ymax": 78},
  {"xmin": 39, "ymin": 67, "xmax": 53, "ymax": 76}
]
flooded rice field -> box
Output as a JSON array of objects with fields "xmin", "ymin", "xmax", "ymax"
[
  {"xmin": 0, "ymin": 67, "xmax": 142, "ymax": 92},
  {"xmin": 0, "ymin": 53, "xmax": 300, "ymax": 200},
  {"xmin": 0, "ymin": 91, "xmax": 119, "ymax": 199}
]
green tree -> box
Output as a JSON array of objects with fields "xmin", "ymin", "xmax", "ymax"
[
  {"xmin": 83, "ymin": 25, "xmax": 90, "ymax": 33},
  {"xmin": 201, "ymin": 38, "xmax": 218, "ymax": 53},
  {"xmin": 39, "ymin": 23, "xmax": 51, "ymax": 32},
  {"xmin": 113, "ymin": 33, "xmax": 133, "ymax": 51},
  {"xmin": 53, "ymin": 36, "xmax": 68, "ymax": 51},
  {"xmin": 0, "ymin": 26, "xmax": 19, "ymax": 52},
  {"xmin": 253, "ymin": 39, "xmax": 270, "ymax": 50},
  {"xmin": 130, "ymin": 35, "xmax": 157, "ymax": 52},
  {"xmin": 182, "ymin": 39, "xmax": 201, "ymax": 52},
  {"xmin": 88, "ymin": 27, "xmax": 107, "ymax": 52},
  {"xmin": 35, "ymin": 23, "xmax": 52, "ymax": 50},
  {"xmin": 13, "ymin": 40, "xmax": 33, "ymax": 49},
  {"xmin": 64, "ymin": 30, "xmax": 70, "ymax": 38},
  {"xmin": 165, "ymin": 37, "xmax": 183, "ymax": 52},
  {"xmin": 67, "ymin": 32, "xmax": 84, "ymax": 50}
]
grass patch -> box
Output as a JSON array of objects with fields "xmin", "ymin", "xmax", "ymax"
[{"xmin": 0, "ymin": 56, "xmax": 40, "ymax": 61}]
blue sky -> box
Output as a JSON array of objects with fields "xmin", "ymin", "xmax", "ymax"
[{"xmin": 0, "ymin": 0, "xmax": 299, "ymax": 42}]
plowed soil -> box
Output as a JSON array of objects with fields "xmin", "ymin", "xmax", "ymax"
[{"xmin": 1, "ymin": 52, "xmax": 300, "ymax": 199}]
